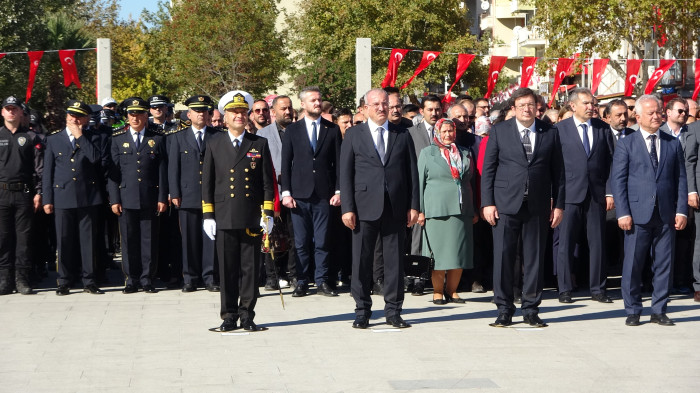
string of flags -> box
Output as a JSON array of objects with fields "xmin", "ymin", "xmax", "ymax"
[
  {"xmin": 0, "ymin": 48, "xmax": 95, "ymax": 102},
  {"xmin": 377, "ymin": 47, "xmax": 700, "ymax": 104}
]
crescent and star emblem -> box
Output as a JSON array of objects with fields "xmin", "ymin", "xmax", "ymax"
[
  {"xmin": 558, "ymin": 71, "xmax": 566, "ymax": 79},
  {"xmin": 64, "ymin": 57, "xmax": 73, "ymax": 65},
  {"xmin": 395, "ymin": 53, "xmax": 403, "ymax": 62},
  {"xmin": 491, "ymin": 71, "xmax": 499, "ymax": 82},
  {"xmin": 33, "ymin": 61, "xmax": 39, "ymax": 66},
  {"xmin": 426, "ymin": 53, "xmax": 436, "ymax": 61},
  {"xmin": 629, "ymin": 75, "xmax": 638, "ymax": 84},
  {"xmin": 525, "ymin": 66, "xmax": 533, "ymax": 74},
  {"xmin": 652, "ymin": 70, "xmax": 664, "ymax": 80}
]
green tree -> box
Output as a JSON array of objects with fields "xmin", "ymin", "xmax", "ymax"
[
  {"xmin": 530, "ymin": 0, "xmax": 700, "ymax": 95},
  {"xmin": 144, "ymin": 0, "xmax": 289, "ymax": 102},
  {"xmin": 288, "ymin": 0, "xmax": 491, "ymax": 107}
]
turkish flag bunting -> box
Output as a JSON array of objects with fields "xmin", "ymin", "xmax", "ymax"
[
  {"xmin": 624, "ymin": 59, "xmax": 643, "ymax": 96},
  {"xmin": 653, "ymin": 7, "xmax": 667, "ymax": 47},
  {"xmin": 484, "ymin": 56, "xmax": 508, "ymax": 99},
  {"xmin": 400, "ymin": 51, "xmax": 440, "ymax": 89},
  {"xmin": 0, "ymin": 53, "xmax": 5, "ymax": 61},
  {"xmin": 549, "ymin": 57, "xmax": 575, "ymax": 106},
  {"xmin": 590, "ymin": 59, "xmax": 609, "ymax": 95},
  {"xmin": 58, "ymin": 49, "xmax": 82, "ymax": 88},
  {"xmin": 520, "ymin": 57, "xmax": 538, "ymax": 88},
  {"xmin": 26, "ymin": 51, "xmax": 44, "ymax": 102},
  {"xmin": 381, "ymin": 49, "xmax": 410, "ymax": 88},
  {"xmin": 443, "ymin": 54, "xmax": 476, "ymax": 103},
  {"xmin": 644, "ymin": 59, "xmax": 675, "ymax": 94},
  {"xmin": 692, "ymin": 60, "xmax": 700, "ymax": 101}
]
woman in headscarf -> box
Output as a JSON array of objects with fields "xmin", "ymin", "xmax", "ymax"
[{"xmin": 417, "ymin": 118, "xmax": 477, "ymax": 304}]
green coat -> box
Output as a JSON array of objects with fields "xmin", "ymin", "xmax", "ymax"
[{"xmin": 418, "ymin": 144, "xmax": 474, "ymax": 219}]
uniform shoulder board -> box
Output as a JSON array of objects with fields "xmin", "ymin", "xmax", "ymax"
[
  {"xmin": 112, "ymin": 127, "xmax": 127, "ymax": 137},
  {"xmin": 48, "ymin": 129, "xmax": 63, "ymax": 136},
  {"xmin": 146, "ymin": 123, "xmax": 165, "ymax": 135},
  {"xmin": 165, "ymin": 127, "xmax": 183, "ymax": 136}
]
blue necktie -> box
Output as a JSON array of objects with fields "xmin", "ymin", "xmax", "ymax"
[
  {"xmin": 581, "ymin": 123, "xmax": 590, "ymax": 157},
  {"xmin": 377, "ymin": 127, "xmax": 386, "ymax": 164},
  {"xmin": 649, "ymin": 134, "xmax": 658, "ymax": 172},
  {"xmin": 310, "ymin": 122, "xmax": 318, "ymax": 152}
]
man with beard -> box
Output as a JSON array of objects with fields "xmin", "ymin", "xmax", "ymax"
[
  {"xmin": 210, "ymin": 109, "xmax": 224, "ymax": 129},
  {"xmin": 257, "ymin": 95, "xmax": 298, "ymax": 290},
  {"xmin": 385, "ymin": 88, "xmax": 413, "ymax": 129},
  {"xmin": 250, "ymin": 99, "xmax": 271, "ymax": 133}
]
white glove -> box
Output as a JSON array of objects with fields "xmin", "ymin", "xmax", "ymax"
[
  {"xmin": 203, "ymin": 219, "xmax": 216, "ymax": 240},
  {"xmin": 260, "ymin": 216, "xmax": 274, "ymax": 234}
]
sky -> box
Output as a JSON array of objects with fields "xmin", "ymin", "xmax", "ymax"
[{"xmin": 117, "ymin": 0, "xmax": 161, "ymax": 22}]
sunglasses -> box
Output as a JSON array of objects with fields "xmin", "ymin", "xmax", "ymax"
[
  {"xmin": 354, "ymin": 121, "xmax": 364, "ymax": 125},
  {"xmin": 675, "ymin": 109, "xmax": 687, "ymax": 115},
  {"xmin": 150, "ymin": 105, "xmax": 166, "ymax": 109},
  {"xmin": 254, "ymin": 108, "xmax": 270, "ymax": 113}
]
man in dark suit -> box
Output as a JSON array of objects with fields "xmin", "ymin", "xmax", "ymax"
[
  {"xmin": 280, "ymin": 87, "xmax": 341, "ymax": 297},
  {"xmin": 481, "ymin": 88, "xmax": 565, "ymax": 328},
  {"xmin": 108, "ymin": 97, "xmax": 168, "ymax": 294},
  {"xmin": 611, "ymin": 95, "xmax": 688, "ymax": 326},
  {"xmin": 202, "ymin": 90, "xmax": 275, "ymax": 332},
  {"xmin": 340, "ymin": 88, "xmax": 419, "ymax": 329},
  {"xmin": 556, "ymin": 88, "xmax": 614, "ymax": 304},
  {"xmin": 42, "ymin": 100, "xmax": 104, "ymax": 295},
  {"xmin": 685, "ymin": 112, "xmax": 700, "ymax": 303},
  {"xmin": 168, "ymin": 95, "xmax": 220, "ymax": 293}
]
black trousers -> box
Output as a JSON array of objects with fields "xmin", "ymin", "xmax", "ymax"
[
  {"xmin": 55, "ymin": 206, "xmax": 98, "ymax": 286},
  {"xmin": 218, "ymin": 228, "xmax": 260, "ymax": 321},
  {"xmin": 179, "ymin": 208, "xmax": 215, "ymax": 286},
  {"xmin": 351, "ymin": 195, "xmax": 406, "ymax": 319},
  {"xmin": 0, "ymin": 189, "xmax": 33, "ymax": 270},
  {"xmin": 119, "ymin": 208, "xmax": 159, "ymax": 286},
  {"xmin": 492, "ymin": 201, "xmax": 548, "ymax": 316}
]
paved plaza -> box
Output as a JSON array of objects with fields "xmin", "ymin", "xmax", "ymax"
[{"xmin": 2, "ymin": 268, "xmax": 700, "ymax": 393}]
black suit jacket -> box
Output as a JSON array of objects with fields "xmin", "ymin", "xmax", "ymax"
[
  {"xmin": 558, "ymin": 117, "xmax": 613, "ymax": 205},
  {"xmin": 480, "ymin": 117, "xmax": 564, "ymax": 215},
  {"xmin": 280, "ymin": 118, "xmax": 341, "ymax": 200},
  {"xmin": 42, "ymin": 128, "xmax": 104, "ymax": 208},
  {"xmin": 167, "ymin": 126, "xmax": 220, "ymax": 209},
  {"xmin": 202, "ymin": 132, "xmax": 274, "ymax": 230},
  {"xmin": 108, "ymin": 125, "xmax": 168, "ymax": 209},
  {"xmin": 339, "ymin": 122, "xmax": 419, "ymax": 222}
]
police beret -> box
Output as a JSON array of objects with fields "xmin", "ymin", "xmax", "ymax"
[
  {"xmin": 66, "ymin": 99, "xmax": 92, "ymax": 117},
  {"xmin": 148, "ymin": 95, "xmax": 170, "ymax": 107},
  {"xmin": 2, "ymin": 96, "xmax": 21, "ymax": 109},
  {"xmin": 184, "ymin": 95, "xmax": 214, "ymax": 111},
  {"xmin": 122, "ymin": 97, "xmax": 149, "ymax": 113}
]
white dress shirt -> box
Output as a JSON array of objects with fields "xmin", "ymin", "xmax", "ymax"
[
  {"xmin": 368, "ymin": 118, "xmax": 389, "ymax": 152},
  {"xmin": 515, "ymin": 119, "xmax": 536, "ymax": 152},
  {"xmin": 573, "ymin": 118, "xmax": 594, "ymax": 150},
  {"xmin": 304, "ymin": 116, "xmax": 322, "ymax": 143}
]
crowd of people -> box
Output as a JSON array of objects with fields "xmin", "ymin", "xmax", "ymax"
[{"xmin": 1, "ymin": 83, "xmax": 699, "ymax": 331}]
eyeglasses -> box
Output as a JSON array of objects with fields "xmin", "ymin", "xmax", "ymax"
[
  {"xmin": 354, "ymin": 121, "xmax": 364, "ymax": 125},
  {"xmin": 368, "ymin": 102, "xmax": 389, "ymax": 109},
  {"xmin": 254, "ymin": 108, "xmax": 270, "ymax": 113},
  {"xmin": 515, "ymin": 103, "xmax": 536, "ymax": 109},
  {"xmin": 476, "ymin": 105, "xmax": 490, "ymax": 109},
  {"xmin": 389, "ymin": 105, "xmax": 402, "ymax": 110}
]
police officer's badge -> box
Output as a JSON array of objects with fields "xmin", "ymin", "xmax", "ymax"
[
  {"xmin": 148, "ymin": 139, "xmax": 155, "ymax": 148},
  {"xmin": 251, "ymin": 162, "xmax": 256, "ymax": 169},
  {"xmin": 17, "ymin": 136, "xmax": 26, "ymax": 146},
  {"xmin": 132, "ymin": 100, "xmax": 139, "ymax": 106},
  {"xmin": 122, "ymin": 142, "xmax": 130, "ymax": 148},
  {"xmin": 198, "ymin": 96, "xmax": 204, "ymax": 102}
]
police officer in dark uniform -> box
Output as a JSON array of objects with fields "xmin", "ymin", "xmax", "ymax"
[
  {"xmin": 108, "ymin": 98, "xmax": 168, "ymax": 294},
  {"xmin": 148, "ymin": 95, "xmax": 178, "ymax": 132},
  {"xmin": 0, "ymin": 96, "xmax": 43, "ymax": 295},
  {"xmin": 168, "ymin": 95, "xmax": 220, "ymax": 292},
  {"xmin": 202, "ymin": 91, "xmax": 275, "ymax": 332},
  {"xmin": 43, "ymin": 100, "xmax": 105, "ymax": 295}
]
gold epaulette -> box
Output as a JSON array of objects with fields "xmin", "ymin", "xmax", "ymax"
[
  {"xmin": 48, "ymin": 129, "xmax": 63, "ymax": 136},
  {"xmin": 112, "ymin": 127, "xmax": 127, "ymax": 136},
  {"xmin": 165, "ymin": 128, "xmax": 183, "ymax": 136}
]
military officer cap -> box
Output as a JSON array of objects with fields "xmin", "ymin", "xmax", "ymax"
[
  {"xmin": 218, "ymin": 90, "xmax": 253, "ymax": 114},
  {"xmin": 122, "ymin": 97, "xmax": 149, "ymax": 114},
  {"xmin": 148, "ymin": 95, "xmax": 170, "ymax": 107},
  {"xmin": 185, "ymin": 95, "xmax": 214, "ymax": 111},
  {"xmin": 65, "ymin": 99, "xmax": 92, "ymax": 117},
  {"xmin": 29, "ymin": 110, "xmax": 42, "ymax": 126},
  {"xmin": 2, "ymin": 96, "xmax": 21, "ymax": 109},
  {"xmin": 101, "ymin": 109, "xmax": 116, "ymax": 121},
  {"xmin": 101, "ymin": 97, "xmax": 118, "ymax": 108}
]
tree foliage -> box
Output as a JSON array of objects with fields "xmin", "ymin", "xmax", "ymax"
[
  {"xmin": 530, "ymin": 0, "xmax": 700, "ymax": 94},
  {"xmin": 288, "ymin": 0, "xmax": 491, "ymax": 107}
]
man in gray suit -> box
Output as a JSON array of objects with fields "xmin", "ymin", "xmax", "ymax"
[
  {"xmin": 256, "ymin": 95, "xmax": 297, "ymax": 290},
  {"xmin": 406, "ymin": 95, "xmax": 443, "ymax": 295}
]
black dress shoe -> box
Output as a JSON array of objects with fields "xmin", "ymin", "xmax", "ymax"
[
  {"xmin": 490, "ymin": 312, "xmax": 512, "ymax": 327},
  {"xmin": 56, "ymin": 285, "xmax": 70, "ymax": 296},
  {"xmin": 386, "ymin": 315, "xmax": 411, "ymax": 328},
  {"xmin": 220, "ymin": 318, "xmax": 237, "ymax": 332},
  {"xmin": 523, "ymin": 314, "xmax": 548, "ymax": 327},
  {"xmin": 591, "ymin": 292, "xmax": 613, "ymax": 303},
  {"xmin": 182, "ymin": 283, "xmax": 196, "ymax": 292},
  {"xmin": 625, "ymin": 314, "xmax": 641, "ymax": 326},
  {"xmin": 432, "ymin": 298, "xmax": 448, "ymax": 305},
  {"xmin": 142, "ymin": 284, "xmax": 158, "ymax": 293},
  {"xmin": 292, "ymin": 284, "xmax": 307, "ymax": 297},
  {"xmin": 83, "ymin": 284, "xmax": 104, "ymax": 294},
  {"xmin": 264, "ymin": 279, "xmax": 280, "ymax": 291},
  {"xmin": 558, "ymin": 291, "xmax": 574, "ymax": 303},
  {"xmin": 352, "ymin": 316, "xmax": 369, "ymax": 329},
  {"xmin": 206, "ymin": 284, "xmax": 220, "ymax": 292},
  {"xmin": 317, "ymin": 282, "xmax": 338, "ymax": 297},
  {"xmin": 122, "ymin": 284, "xmax": 138, "ymax": 294},
  {"xmin": 411, "ymin": 281, "xmax": 425, "ymax": 296},
  {"xmin": 241, "ymin": 319, "xmax": 260, "ymax": 331},
  {"xmin": 449, "ymin": 297, "xmax": 467, "ymax": 304},
  {"xmin": 650, "ymin": 313, "xmax": 675, "ymax": 326}
]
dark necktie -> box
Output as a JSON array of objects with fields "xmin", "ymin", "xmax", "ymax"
[
  {"xmin": 233, "ymin": 139, "xmax": 240, "ymax": 151},
  {"xmin": 521, "ymin": 129, "xmax": 532, "ymax": 162},
  {"xmin": 581, "ymin": 123, "xmax": 590, "ymax": 156},
  {"xmin": 134, "ymin": 132, "xmax": 140, "ymax": 149},
  {"xmin": 649, "ymin": 134, "xmax": 658, "ymax": 172},
  {"xmin": 196, "ymin": 131, "xmax": 202, "ymax": 150},
  {"xmin": 377, "ymin": 127, "xmax": 386, "ymax": 164},
  {"xmin": 310, "ymin": 122, "xmax": 318, "ymax": 152},
  {"xmin": 71, "ymin": 136, "xmax": 76, "ymax": 150}
]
